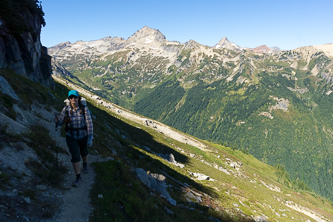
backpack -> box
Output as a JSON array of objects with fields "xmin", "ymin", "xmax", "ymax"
[{"xmin": 64, "ymin": 97, "xmax": 88, "ymax": 132}]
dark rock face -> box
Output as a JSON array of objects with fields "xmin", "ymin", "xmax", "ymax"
[{"xmin": 0, "ymin": 6, "xmax": 53, "ymax": 88}]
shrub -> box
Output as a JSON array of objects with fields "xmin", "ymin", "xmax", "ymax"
[{"xmin": 26, "ymin": 124, "xmax": 68, "ymax": 187}]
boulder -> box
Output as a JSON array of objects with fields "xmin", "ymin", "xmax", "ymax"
[
  {"xmin": 189, "ymin": 172, "xmax": 210, "ymax": 180},
  {"xmin": 148, "ymin": 173, "xmax": 171, "ymax": 199},
  {"xmin": 0, "ymin": 112, "xmax": 29, "ymax": 135},
  {"xmin": 167, "ymin": 154, "xmax": 176, "ymax": 164},
  {"xmin": 0, "ymin": 76, "xmax": 19, "ymax": 100},
  {"xmin": 160, "ymin": 153, "xmax": 185, "ymax": 169},
  {"xmin": 12, "ymin": 104, "xmax": 28, "ymax": 125},
  {"xmin": 135, "ymin": 168, "xmax": 176, "ymax": 205},
  {"xmin": 185, "ymin": 191, "xmax": 202, "ymax": 203},
  {"xmin": 254, "ymin": 216, "xmax": 269, "ymax": 222},
  {"xmin": 135, "ymin": 168, "xmax": 150, "ymax": 187}
]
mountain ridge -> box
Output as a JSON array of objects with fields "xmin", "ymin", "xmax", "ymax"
[
  {"xmin": 47, "ymin": 26, "xmax": 333, "ymax": 203},
  {"xmin": 49, "ymin": 26, "xmax": 333, "ymax": 57}
]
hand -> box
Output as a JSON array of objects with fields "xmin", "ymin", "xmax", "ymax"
[{"xmin": 87, "ymin": 139, "xmax": 93, "ymax": 147}]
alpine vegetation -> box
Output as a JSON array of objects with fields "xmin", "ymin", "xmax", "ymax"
[{"xmin": 50, "ymin": 26, "xmax": 333, "ymax": 203}]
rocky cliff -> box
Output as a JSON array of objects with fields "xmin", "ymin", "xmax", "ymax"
[{"xmin": 0, "ymin": 0, "xmax": 53, "ymax": 88}]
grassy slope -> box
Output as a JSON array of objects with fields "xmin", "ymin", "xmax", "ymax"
[
  {"xmin": 2, "ymin": 67, "xmax": 331, "ymax": 221},
  {"xmin": 50, "ymin": 76, "xmax": 333, "ymax": 222}
]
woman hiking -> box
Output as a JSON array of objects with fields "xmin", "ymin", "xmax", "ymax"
[{"xmin": 55, "ymin": 90, "xmax": 93, "ymax": 187}]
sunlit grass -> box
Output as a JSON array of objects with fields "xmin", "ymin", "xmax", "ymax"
[{"xmin": 50, "ymin": 76, "xmax": 333, "ymax": 221}]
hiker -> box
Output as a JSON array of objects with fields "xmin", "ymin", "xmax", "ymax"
[{"xmin": 55, "ymin": 90, "xmax": 93, "ymax": 187}]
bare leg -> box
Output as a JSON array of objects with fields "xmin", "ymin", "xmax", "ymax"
[
  {"xmin": 73, "ymin": 161, "xmax": 81, "ymax": 175},
  {"xmin": 72, "ymin": 161, "xmax": 82, "ymax": 187},
  {"xmin": 82, "ymin": 155, "xmax": 88, "ymax": 164},
  {"xmin": 82, "ymin": 155, "xmax": 89, "ymax": 173}
]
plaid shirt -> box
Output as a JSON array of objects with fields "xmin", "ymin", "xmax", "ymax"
[{"xmin": 58, "ymin": 105, "xmax": 93, "ymax": 140}]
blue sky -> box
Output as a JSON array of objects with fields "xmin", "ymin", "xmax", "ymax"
[{"xmin": 41, "ymin": 0, "xmax": 333, "ymax": 50}]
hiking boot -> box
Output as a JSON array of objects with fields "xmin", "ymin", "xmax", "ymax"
[
  {"xmin": 72, "ymin": 177, "xmax": 81, "ymax": 187},
  {"xmin": 83, "ymin": 163, "xmax": 89, "ymax": 174}
]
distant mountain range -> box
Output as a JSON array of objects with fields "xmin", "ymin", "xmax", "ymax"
[
  {"xmin": 49, "ymin": 26, "xmax": 285, "ymax": 57},
  {"xmin": 48, "ymin": 26, "xmax": 333, "ymax": 202},
  {"xmin": 213, "ymin": 36, "xmax": 281, "ymax": 54}
]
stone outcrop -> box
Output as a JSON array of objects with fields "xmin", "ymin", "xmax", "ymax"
[
  {"xmin": 0, "ymin": 76, "xmax": 19, "ymax": 100},
  {"xmin": 160, "ymin": 153, "xmax": 185, "ymax": 169},
  {"xmin": 0, "ymin": 7, "xmax": 53, "ymax": 88},
  {"xmin": 135, "ymin": 168, "xmax": 176, "ymax": 205},
  {"xmin": 188, "ymin": 171, "xmax": 214, "ymax": 181}
]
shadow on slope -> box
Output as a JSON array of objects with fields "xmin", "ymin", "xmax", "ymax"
[
  {"xmin": 54, "ymin": 82, "xmax": 253, "ymax": 221},
  {"xmin": 0, "ymin": 68, "xmax": 254, "ymax": 221},
  {"xmin": 85, "ymin": 93, "xmax": 216, "ymax": 196}
]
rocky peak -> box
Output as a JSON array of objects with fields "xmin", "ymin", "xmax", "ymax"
[
  {"xmin": 250, "ymin": 45, "xmax": 271, "ymax": 53},
  {"xmin": 291, "ymin": 46, "xmax": 325, "ymax": 59},
  {"xmin": 101, "ymin": 36, "xmax": 113, "ymax": 41},
  {"xmin": 126, "ymin": 26, "xmax": 166, "ymax": 45},
  {"xmin": 57, "ymin": 41, "xmax": 71, "ymax": 48},
  {"xmin": 218, "ymin": 37, "xmax": 229, "ymax": 43},
  {"xmin": 313, "ymin": 44, "xmax": 333, "ymax": 57},
  {"xmin": 49, "ymin": 36, "xmax": 127, "ymax": 61},
  {"xmin": 214, "ymin": 37, "xmax": 241, "ymax": 51},
  {"xmin": 270, "ymin": 46, "xmax": 281, "ymax": 54},
  {"xmin": 99, "ymin": 36, "xmax": 126, "ymax": 51},
  {"xmin": 184, "ymin": 40, "xmax": 200, "ymax": 49},
  {"xmin": 47, "ymin": 41, "xmax": 71, "ymax": 55},
  {"xmin": 101, "ymin": 36, "xmax": 126, "ymax": 43}
]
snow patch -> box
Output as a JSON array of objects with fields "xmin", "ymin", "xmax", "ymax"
[{"xmin": 144, "ymin": 36, "xmax": 155, "ymax": 44}]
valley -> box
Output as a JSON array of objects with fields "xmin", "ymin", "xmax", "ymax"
[{"xmin": 49, "ymin": 26, "xmax": 333, "ymax": 202}]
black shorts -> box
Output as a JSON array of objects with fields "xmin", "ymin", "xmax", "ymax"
[{"xmin": 66, "ymin": 135, "xmax": 88, "ymax": 163}]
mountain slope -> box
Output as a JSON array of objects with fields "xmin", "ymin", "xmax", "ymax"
[
  {"xmin": 48, "ymin": 27, "xmax": 333, "ymax": 202},
  {"xmin": 2, "ymin": 68, "xmax": 333, "ymax": 221},
  {"xmin": 57, "ymin": 74, "xmax": 333, "ymax": 222}
]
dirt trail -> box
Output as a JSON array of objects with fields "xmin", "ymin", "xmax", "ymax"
[
  {"xmin": 46, "ymin": 123, "xmax": 111, "ymax": 222},
  {"xmin": 43, "ymin": 106, "xmax": 107, "ymax": 222},
  {"xmin": 53, "ymin": 152, "xmax": 96, "ymax": 222}
]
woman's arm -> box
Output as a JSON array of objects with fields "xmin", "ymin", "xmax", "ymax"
[
  {"xmin": 56, "ymin": 106, "xmax": 67, "ymax": 126},
  {"xmin": 85, "ymin": 106, "xmax": 94, "ymax": 140}
]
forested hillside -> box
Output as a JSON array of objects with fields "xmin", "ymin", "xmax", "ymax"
[{"xmin": 134, "ymin": 70, "xmax": 333, "ymax": 200}]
